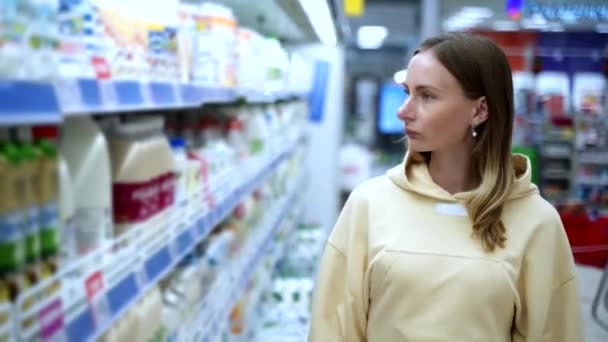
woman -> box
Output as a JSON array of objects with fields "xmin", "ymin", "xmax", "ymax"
[{"xmin": 309, "ymin": 33, "xmax": 583, "ymax": 342}]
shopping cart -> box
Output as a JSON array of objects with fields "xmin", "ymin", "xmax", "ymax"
[{"xmin": 559, "ymin": 212, "xmax": 608, "ymax": 332}]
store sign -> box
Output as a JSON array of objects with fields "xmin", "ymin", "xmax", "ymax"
[
  {"xmin": 344, "ymin": 0, "xmax": 365, "ymax": 17},
  {"xmin": 523, "ymin": 1, "xmax": 608, "ymax": 22}
]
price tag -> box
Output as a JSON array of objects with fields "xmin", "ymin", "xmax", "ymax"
[
  {"xmin": 169, "ymin": 238, "xmax": 179, "ymax": 260},
  {"xmin": 140, "ymin": 82, "xmax": 153, "ymax": 105},
  {"xmin": 38, "ymin": 299, "xmax": 66, "ymax": 342},
  {"xmin": 85, "ymin": 271, "xmax": 111, "ymax": 328},
  {"xmin": 134, "ymin": 267, "xmax": 148, "ymax": 290},
  {"xmin": 172, "ymin": 83, "xmax": 183, "ymax": 104},
  {"xmin": 99, "ymin": 80, "xmax": 118, "ymax": 108},
  {"xmin": 53, "ymin": 78, "xmax": 83, "ymax": 112}
]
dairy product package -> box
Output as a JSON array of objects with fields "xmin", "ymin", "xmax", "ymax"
[
  {"xmin": 0, "ymin": 0, "xmax": 60, "ymax": 79},
  {"xmin": 60, "ymin": 116, "xmax": 113, "ymax": 256},
  {"xmin": 236, "ymin": 28, "xmax": 264, "ymax": 90},
  {"xmin": 261, "ymin": 37, "xmax": 290, "ymax": 94},
  {"xmin": 194, "ymin": 3, "xmax": 238, "ymax": 87},
  {"xmin": 58, "ymin": 154, "xmax": 76, "ymax": 263},
  {"xmin": 57, "ymin": 0, "xmax": 102, "ymax": 78},
  {"xmin": 177, "ymin": 3, "xmax": 196, "ymax": 83},
  {"xmin": 108, "ymin": 117, "xmax": 175, "ymax": 239},
  {"xmin": 573, "ymin": 72, "xmax": 606, "ymax": 116}
]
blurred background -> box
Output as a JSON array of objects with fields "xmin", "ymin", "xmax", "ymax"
[{"xmin": 1, "ymin": 0, "xmax": 608, "ymax": 341}]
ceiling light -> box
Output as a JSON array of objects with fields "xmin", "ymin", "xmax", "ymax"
[
  {"xmin": 393, "ymin": 69, "xmax": 407, "ymax": 84},
  {"xmin": 521, "ymin": 14, "xmax": 549, "ymax": 30},
  {"xmin": 357, "ymin": 25, "xmax": 388, "ymax": 49},
  {"xmin": 492, "ymin": 20, "xmax": 519, "ymax": 31},
  {"xmin": 546, "ymin": 22, "xmax": 564, "ymax": 32},
  {"xmin": 597, "ymin": 23, "xmax": 608, "ymax": 34},
  {"xmin": 460, "ymin": 6, "xmax": 494, "ymax": 19},
  {"xmin": 299, "ymin": 0, "xmax": 337, "ymax": 46}
]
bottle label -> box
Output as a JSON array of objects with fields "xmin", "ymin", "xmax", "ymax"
[
  {"xmin": 24, "ymin": 205, "xmax": 41, "ymax": 263},
  {"xmin": 73, "ymin": 208, "xmax": 111, "ymax": 256},
  {"xmin": 113, "ymin": 172, "xmax": 175, "ymax": 224},
  {"xmin": 0, "ymin": 210, "xmax": 25, "ymax": 272},
  {"xmin": 40, "ymin": 201, "xmax": 60, "ymax": 257}
]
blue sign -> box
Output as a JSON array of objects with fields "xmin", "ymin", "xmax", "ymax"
[{"xmin": 309, "ymin": 61, "xmax": 330, "ymax": 123}]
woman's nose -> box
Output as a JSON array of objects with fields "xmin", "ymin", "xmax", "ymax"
[{"xmin": 397, "ymin": 98, "xmax": 413, "ymax": 121}]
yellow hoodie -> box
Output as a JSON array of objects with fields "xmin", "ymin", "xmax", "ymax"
[{"xmin": 309, "ymin": 152, "xmax": 584, "ymax": 342}]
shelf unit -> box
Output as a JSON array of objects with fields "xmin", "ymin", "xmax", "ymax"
[
  {"xmin": 179, "ymin": 175, "xmax": 306, "ymax": 341},
  {"xmin": 4, "ymin": 132, "xmax": 304, "ymax": 342},
  {"xmin": 0, "ymin": 1, "xmax": 324, "ymax": 340},
  {"xmin": 0, "ymin": 78, "xmax": 309, "ymax": 125}
]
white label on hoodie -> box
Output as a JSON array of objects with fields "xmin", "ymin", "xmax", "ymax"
[{"xmin": 435, "ymin": 203, "xmax": 468, "ymax": 217}]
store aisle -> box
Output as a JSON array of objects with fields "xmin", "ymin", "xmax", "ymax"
[{"xmin": 577, "ymin": 265, "xmax": 608, "ymax": 342}]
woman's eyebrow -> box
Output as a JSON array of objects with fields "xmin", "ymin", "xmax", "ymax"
[{"xmin": 402, "ymin": 82, "xmax": 441, "ymax": 93}]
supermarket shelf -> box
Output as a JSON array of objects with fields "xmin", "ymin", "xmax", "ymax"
[
  {"xmin": 578, "ymin": 178, "xmax": 608, "ymax": 187},
  {"xmin": 182, "ymin": 176, "xmax": 305, "ymax": 341},
  {"xmin": 541, "ymin": 151, "xmax": 572, "ymax": 159},
  {"xmin": 0, "ymin": 78, "xmax": 309, "ymax": 124},
  {"xmin": 242, "ymin": 207, "xmax": 304, "ymax": 340},
  {"xmin": 0, "ymin": 80, "xmax": 62, "ymax": 125},
  {"xmin": 217, "ymin": 0, "xmax": 316, "ymax": 43},
  {"xmin": 87, "ymin": 143, "xmax": 301, "ymax": 342},
  {"xmin": 543, "ymin": 171, "xmax": 572, "ymax": 180},
  {"xmin": 7, "ymin": 135, "xmax": 303, "ymax": 342}
]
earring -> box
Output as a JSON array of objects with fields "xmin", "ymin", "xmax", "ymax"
[{"xmin": 471, "ymin": 126, "xmax": 478, "ymax": 138}]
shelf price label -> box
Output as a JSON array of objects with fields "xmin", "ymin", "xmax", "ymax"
[
  {"xmin": 173, "ymin": 83, "xmax": 183, "ymax": 104},
  {"xmin": 53, "ymin": 78, "xmax": 83, "ymax": 112},
  {"xmin": 140, "ymin": 82, "xmax": 153, "ymax": 106},
  {"xmin": 99, "ymin": 80, "xmax": 118, "ymax": 108},
  {"xmin": 169, "ymin": 237, "xmax": 179, "ymax": 260},
  {"xmin": 38, "ymin": 298, "xmax": 66, "ymax": 342},
  {"xmin": 85, "ymin": 271, "xmax": 111, "ymax": 328},
  {"xmin": 134, "ymin": 266, "xmax": 149, "ymax": 291}
]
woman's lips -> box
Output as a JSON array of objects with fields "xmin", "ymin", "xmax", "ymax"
[{"xmin": 406, "ymin": 129, "xmax": 420, "ymax": 138}]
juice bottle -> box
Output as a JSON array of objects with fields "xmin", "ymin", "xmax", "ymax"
[{"xmin": 0, "ymin": 130, "xmax": 26, "ymax": 277}]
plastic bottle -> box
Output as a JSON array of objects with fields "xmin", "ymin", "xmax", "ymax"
[
  {"xmin": 227, "ymin": 116, "xmax": 248, "ymax": 161},
  {"xmin": 0, "ymin": 129, "xmax": 26, "ymax": 276},
  {"xmin": 14, "ymin": 128, "xmax": 42, "ymax": 272},
  {"xmin": 60, "ymin": 116, "xmax": 113, "ymax": 256},
  {"xmin": 31, "ymin": 127, "xmax": 60, "ymax": 262},
  {"xmin": 108, "ymin": 117, "xmax": 175, "ymax": 238},
  {"xmin": 58, "ymin": 154, "xmax": 75, "ymax": 263},
  {"xmin": 170, "ymin": 137, "xmax": 188, "ymax": 212}
]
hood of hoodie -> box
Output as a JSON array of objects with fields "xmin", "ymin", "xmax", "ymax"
[{"xmin": 387, "ymin": 150, "xmax": 538, "ymax": 203}]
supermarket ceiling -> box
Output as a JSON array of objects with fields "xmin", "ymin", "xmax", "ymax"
[
  {"xmin": 342, "ymin": 0, "xmax": 421, "ymax": 48},
  {"xmin": 340, "ymin": 0, "xmax": 608, "ymax": 49}
]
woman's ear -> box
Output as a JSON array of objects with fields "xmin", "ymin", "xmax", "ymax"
[{"xmin": 472, "ymin": 96, "xmax": 488, "ymax": 126}]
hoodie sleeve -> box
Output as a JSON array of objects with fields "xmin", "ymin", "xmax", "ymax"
[
  {"xmin": 512, "ymin": 208, "xmax": 584, "ymax": 342},
  {"xmin": 308, "ymin": 188, "xmax": 369, "ymax": 342}
]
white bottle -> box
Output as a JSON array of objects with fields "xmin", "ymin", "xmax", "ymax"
[
  {"xmin": 170, "ymin": 137, "xmax": 188, "ymax": 212},
  {"xmin": 59, "ymin": 116, "xmax": 113, "ymax": 256},
  {"xmin": 58, "ymin": 154, "xmax": 76, "ymax": 262}
]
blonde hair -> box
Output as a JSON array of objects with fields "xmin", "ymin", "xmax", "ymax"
[{"xmin": 414, "ymin": 33, "xmax": 515, "ymax": 252}]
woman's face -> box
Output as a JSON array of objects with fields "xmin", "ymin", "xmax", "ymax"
[{"xmin": 397, "ymin": 50, "xmax": 481, "ymax": 153}]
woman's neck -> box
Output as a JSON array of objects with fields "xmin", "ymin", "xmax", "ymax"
[{"xmin": 428, "ymin": 146, "xmax": 477, "ymax": 194}]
